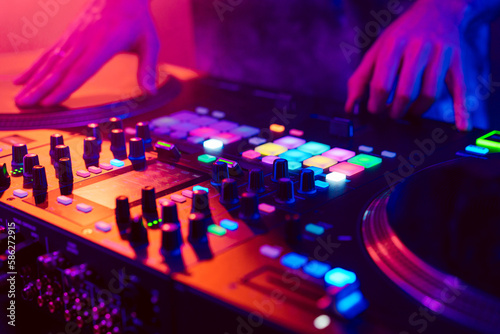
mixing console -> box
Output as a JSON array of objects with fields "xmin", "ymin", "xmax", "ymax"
[{"xmin": 0, "ymin": 77, "xmax": 498, "ymax": 334}]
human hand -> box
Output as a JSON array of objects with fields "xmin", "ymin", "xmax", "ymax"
[
  {"xmin": 345, "ymin": 0, "xmax": 472, "ymax": 131},
  {"xmin": 14, "ymin": 0, "xmax": 160, "ymax": 107}
]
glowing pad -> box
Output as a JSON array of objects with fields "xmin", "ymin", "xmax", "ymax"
[
  {"xmin": 289, "ymin": 129, "xmax": 304, "ymax": 137},
  {"xmin": 325, "ymin": 172, "xmax": 346, "ymax": 182},
  {"xmin": 279, "ymin": 149, "xmax": 311, "ymax": 162},
  {"xmin": 220, "ymin": 219, "xmax": 238, "ymax": 231},
  {"xmin": 190, "ymin": 127, "xmax": 220, "ymax": 139},
  {"xmin": 110, "ymin": 159, "xmax": 125, "ymax": 167},
  {"xmin": 303, "ymin": 156, "xmax": 337, "ymax": 170},
  {"xmin": 209, "ymin": 120, "xmax": 238, "ymax": 132},
  {"xmin": 465, "ymin": 145, "xmax": 489, "ymax": 155},
  {"xmin": 322, "ymin": 147, "xmax": 355, "ymax": 161},
  {"xmin": 270, "ymin": 124, "xmax": 285, "ymax": 133},
  {"xmin": 197, "ymin": 154, "xmax": 216, "ymax": 163},
  {"xmin": 208, "ymin": 224, "xmax": 226, "ymax": 236},
  {"xmin": 203, "ymin": 139, "xmax": 224, "ymax": 150},
  {"xmin": 210, "ymin": 132, "xmax": 242, "ymax": 145},
  {"xmin": 297, "ymin": 141, "xmax": 330, "ymax": 155},
  {"xmin": 303, "ymin": 261, "xmax": 331, "ymax": 279},
  {"xmin": 288, "ymin": 161, "xmax": 302, "ymax": 170},
  {"xmin": 280, "ymin": 253, "xmax": 308, "ymax": 269},
  {"xmin": 262, "ymin": 156, "xmax": 279, "ymax": 164},
  {"xmin": 229, "ymin": 125, "xmax": 260, "ymax": 138},
  {"xmin": 348, "ymin": 154, "xmax": 382, "ymax": 168},
  {"xmin": 324, "ymin": 267, "xmax": 357, "ymax": 287},
  {"xmin": 255, "ymin": 143, "xmax": 288, "ymax": 156},
  {"xmin": 242, "ymin": 150, "xmax": 261, "ymax": 160},
  {"xmin": 248, "ymin": 137, "xmax": 266, "ymax": 146},
  {"xmin": 329, "ymin": 162, "xmax": 364, "ymax": 176},
  {"xmin": 273, "ymin": 136, "xmax": 306, "ymax": 149},
  {"xmin": 476, "ymin": 130, "xmax": 500, "ymax": 152}
]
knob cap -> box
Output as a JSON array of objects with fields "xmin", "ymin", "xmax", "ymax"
[
  {"xmin": 239, "ymin": 192, "xmax": 260, "ymax": 220},
  {"xmin": 23, "ymin": 153, "xmax": 39, "ymax": 185},
  {"xmin": 136, "ymin": 122, "xmax": 152, "ymax": 151},
  {"xmin": 115, "ymin": 196, "xmax": 131, "ymax": 233},
  {"xmin": 12, "ymin": 143, "xmax": 28, "ymax": 171},
  {"xmin": 0, "ymin": 163, "xmax": 11, "ymax": 191},
  {"xmin": 85, "ymin": 123, "xmax": 102, "ymax": 152},
  {"xmin": 32, "ymin": 165, "xmax": 48, "ymax": 193},
  {"xmin": 160, "ymin": 200, "xmax": 179, "ymax": 225},
  {"xmin": 155, "ymin": 141, "xmax": 181, "ymax": 162},
  {"xmin": 188, "ymin": 212, "xmax": 208, "ymax": 243},
  {"xmin": 141, "ymin": 186, "xmax": 157, "ymax": 215},
  {"xmin": 247, "ymin": 168, "xmax": 265, "ymax": 193},
  {"xmin": 54, "ymin": 145, "xmax": 71, "ymax": 178},
  {"xmin": 83, "ymin": 137, "xmax": 100, "ymax": 167},
  {"xmin": 161, "ymin": 223, "xmax": 182, "ymax": 252},
  {"xmin": 298, "ymin": 169, "xmax": 316, "ymax": 194},
  {"xmin": 211, "ymin": 161, "xmax": 228, "ymax": 185},
  {"xmin": 49, "ymin": 134, "xmax": 64, "ymax": 162},
  {"xmin": 285, "ymin": 213, "xmax": 302, "ymax": 245},
  {"xmin": 58, "ymin": 157, "xmax": 74, "ymax": 188},
  {"xmin": 276, "ymin": 178, "xmax": 295, "ymax": 204},
  {"xmin": 110, "ymin": 129, "xmax": 127, "ymax": 160},
  {"xmin": 220, "ymin": 178, "xmax": 239, "ymax": 205},
  {"xmin": 109, "ymin": 117, "xmax": 123, "ymax": 131},
  {"xmin": 128, "ymin": 137, "xmax": 146, "ymax": 170},
  {"xmin": 272, "ymin": 158, "xmax": 289, "ymax": 182},
  {"xmin": 191, "ymin": 189, "xmax": 211, "ymax": 217},
  {"xmin": 128, "ymin": 215, "xmax": 148, "ymax": 247}
]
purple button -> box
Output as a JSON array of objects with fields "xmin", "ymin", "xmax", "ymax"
[
  {"xmin": 229, "ymin": 125, "xmax": 260, "ymax": 138},
  {"xmin": 170, "ymin": 131, "xmax": 188, "ymax": 139},
  {"xmin": 260, "ymin": 245, "xmax": 282, "ymax": 259},
  {"xmin": 209, "ymin": 120, "xmax": 239, "ymax": 132},
  {"xmin": 170, "ymin": 110, "xmax": 199, "ymax": 122},
  {"xmin": 169, "ymin": 122, "xmax": 200, "ymax": 132},
  {"xmin": 189, "ymin": 116, "xmax": 218, "ymax": 126}
]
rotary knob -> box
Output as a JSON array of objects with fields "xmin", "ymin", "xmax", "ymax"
[
  {"xmin": 23, "ymin": 153, "xmax": 39, "ymax": 186},
  {"xmin": 85, "ymin": 123, "xmax": 102, "ymax": 152},
  {"xmin": 115, "ymin": 196, "xmax": 131, "ymax": 233},
  {"xmin": 298, "ymin": 169, "xmax": 316, "ymax": 194},
  {"xmin": 128, "ymin": 137, "xmax": 146, "ymax": 170},
  {"xmin": 0, "ymin": 163, "xmax": 11, "ymax": 191},
  {"xmin": 58, "ymin": 157, "xmax": 73, "ymax": 194},
  {"xmin": 272, "ymin": 158, "xmax": 289, "ymax": 182},
  {"xmin": 160, "ymin": 200, "xmax": 179, "ymax": 225},
  {"xmin": 136, "ymin": 122, "xmax": 152, "ymax": 151},
  {"xmin": 110, "ymin": 129, "xmax": 127, "ymax": 160},
  {"xmin": 188, "ymin": 212, "xmax": 208, "ymax": 243},
  {"xmin": 161, "ymin": 223, "xmax": 182, "ymax": 252},
  {"xmin": 83, "ymin": 137, "xmax": 100, "ymax": 167},
  {"xmin": 11, "ymin": 143, "xmax": 28, "ymax": 173},
  {"xmin": 49, "ymin": 134, "xmax": 64, "ymax": 163},
  {"xmin": 141, "ymin": 186, "xmax": 158, "ymax": 222},
  {"xmin": 247, "ymin": 168, "xmax": 265, "ymax": 193},
  {"xmin": 32, "ymin": 165, "xmax": 48, "ymax": 194},
  {"xmin": 220, "ymin": 178, "xmax": 239, "ymax": 205},
  {"xmin": 276, "ymin": 178, "xmax": 295, "ymax": 204},
  {"xmin": 128, "ymin": 215, "xmax": 148, "ymax": 247},
  {"xmin": 211, "ymin": 161, "xmax": 229, "ymax": 186},
  {"xmin": 54, "ymin": 145, "xmax": 71, "ymax": 178},
  {"xmin": 109, "ymin": 117, "xmax": 123, "ymax": 131},
  {"xmin": 191, "ymin": 189, "xmax": 211, "ymax": 217},
  {"xmin": 239, "ymin": 192, "xmax": 260, "ymax": 220}
]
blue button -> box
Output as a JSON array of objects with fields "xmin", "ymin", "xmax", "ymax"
[
  {"xmin": 325, "ymin": 267, "xmax": 357, "ymax": 287},
  {"xmin": 193, "ymin": 185, "xmax": 209, "ymax": 193},
  {"xmin": 315, "ymin": 180, "xmax": 329, "ymax": 189},
  {"xmin": 110, "ymin": 159, "xmax": 125, "ymax": 167},
  {"xmin": 280, "ymin": 252, "xmax": 308, "ymax": 269},
  {"xmin": 279, "ymin": 149, "xmax": 312, "ymax": 162},
  {"xmin": 381, "ymin": 150, "xmax": 396, "ymax": 158},
  {"xmin": 220, "ymin": 219, "xmax": 239, "ymax": 231},
  {"xmin": 305, "ymin": 223, "xmax": 325, "ymax": 235},
  {"xmin": 13, "ymin": 189, "xmax": 28, "ymax": 198},
  {"xmin": 95, "ymin": 221, "xmax": 112, "ymax": 232},
  {"xmin": 358, "ymin": 145, "xmax": 373, "ymax": 153},
  {"xmin": 305, "ymin": 166, "xmax": 323, "ymax": 176},
  {"xmin": 465, "ymin": 145, "xmax": 489, "ymax": 155},
  {"xmin": 297, "ymin": 141, "xmax": 330, "ymax": 155},
  {"xmin": 288, "ymin": 161, "xmax": 302, "ymax": 171},
  {"xmin": 303, "ymin": 261, "xmax": 331, "ymax": 278},
  {"xmin": 248, "ymin": 137, "xmax": 267, "ymax": 146},
  {"xmin": 229, "ymin": 125, "xmax": 260, "ymax": 138}
]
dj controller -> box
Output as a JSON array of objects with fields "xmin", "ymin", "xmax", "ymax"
[{"xmin": 1, "ymin": 77, "xmax": 499, "ymax": 334}]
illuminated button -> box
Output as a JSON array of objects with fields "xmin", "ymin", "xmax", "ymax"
[
  {"xmin": 170, "ymin": 131, "xmax": 188, "ymax": 139},
  {"xmin": 216, "ymin": 158, "xmax": 237, "ymax": 168},
  {"xmin": 381, "ymin": 150, "xmax": 396, "ymax": 158},
  {"xmin": 326, "ymin": 172, "xmax": 346, "ymax": 182},
  {"xmin": 305, "ymin": 223, "xmax": 325, "ymax": 235},
  {"xmin": 242, "ymin": 150, "xmax": 261, "ymax": 160},
  {"xmin": 476, "ymin": 130, "xmax": 500, "ymax": 152},
  {"xmin": 279, "ymin": 149, "xmax": 311, "ymax": 162},
  {"xmin": 288, "ymin": 161, "xmax": 302, "ymax": 171},
  {"xmin": 153, "ymin": 126, "xmax": 171, "ymax": 135},
  {"xmin": 229, "ymin": 125, "xmax": 260, "ymax": 138},
  {"xmin": 76, "ymin": 203, "xmax": 93, "ymax": 213},
  {"xmin": 57, "ymin": 196, "xmax": 73, "ymax": 205},
  {"xmin": 358, "ymin": 145, "xmax": 373, "ymax": 153},
  {"xmin": 303, "ymin": 156, "xmax": 337, "ymax": 169},
  {"xmin": 280, "ymin": 252, "xmax": 308, "ymax": 269},
  {"xmin": 270, "ymin": 124, "xmax": 285, "ymax": 133},
  {"xmin": 297, "ymin": 142, "xmax": 330, "ymax": 155},
  {"xmin": 315, "ymin": 180, "xmax": 329, "ymax": 189},
  {"xmin": 289, "ymin": 129, "xmax": 304, "ymax": 137},
  {"xmin": 88, "ymin": 166, "xmax": 102, "ymax": 174},
  {"xmin": 210, "ymin": 120, "xmax": 238, "ymax": 132},
  {"xmin": 13, "ymin": 189, "xmax": 28, "ymax": 198},
  {"xmin": 170, "ymin": 110, "xmax": 198, "ymax": 121},
  {"xmin": 305, "ymin": 166, "xmax": 323, "ymax": 176},
  {"xmin": 198, "ymin": 154, "xmax": 217, "ymax": 163},
  {"xmin": 190, "ymin": 127, "xmax": 220, "ymax": 139},
  {"xmin": 220, "ymin": 219, "xmax": 239, "ymax": 231},
  {"xmin": 313, "ymin": 315, "xmax": 331, "ymax": 330},
  {"xmin": 303, "ymin": 261, "xmax": 331, "ymax": 279},
  {"xmin": 255, "ymin": 143, "xmax": 288, "ymax": 156},
  {"xmin": 336, "ymin": 290, "xmax": 367, "ymax": 318},
  {"xmin": 338, "ymin": 235, "xmax": 352, "ymax": 241},
  {"xmin": 76, "ymin": 170, "xmax": 91, "ymax": 178},
  {"xmin": 348, "ymin": 154, "xmax": 382, "ymax": 168},
  {"xmin": 465, "ymin": 145, "xmax": 489, "ymax": 155},
  {"xmin": 329, "ymin": 162, "xmax": 364, "ymax": 176},
  {"xmin": 193, "ymin": 185, "xmax": 209, "ymax": 193},
  {"xmin": 170, "ymin": 194, "xmax": 186, "ymax": 203},
  {"xmin": 208, "ymin": 224, "xmax": 227, "ymax": 236},
  {"xmin": 211, "ymin": 132, "xmax": 242, "ymax": 145},
  {"xmin": 190, "ymin": 116, "xmax": 218, "ymax": 126},
  {"xmin": 259, "ymin": 245, "xmax": 282, "ymax": 259},
  {"xmin": 187, "ymin": 136, "xmax": 204, "ymax": 144},
  {"xmin": 169, "ymin": 122, "xmax": 199, "ymax": 132},
  {"xmin": 258, "ymin": 203, "xmax": 276, "ymax": 213},
  {"xmin": 324, "ymin": 267, "xmax": 357, "ymax": 287},
  {"xmin": 262, "ymin": 156, "xmax": 279, "ymax": 165},
  {"xmin": 181, "ymin": 190, "xmax": 193, "ymax": 198},
  {"xmin": 248, "ymin": 137, "xmax": 266, "ymax": 146},
  {"xmin": 212, "ymin": 110, "xmax": 226, "ymax": 118},
  {"xmin": 150, "ymin": 116, "xmax": 179, "ymax": 128},
  {"xmin": 273, "ymin": 136, "xmax": 306, "ymax": 149},
  {"xmin": 195, "ymin": 106, "xmax": 209, "ymax": 115},
  {"xmin": 203, "ymin": 139, "xmax": 224, "ymax": 150},
  {"xmin": 322, "ymin": 148, "xmax": 355, "ymax": 161},
  {"xmin": 110, "ymin": 159, "xmax": 125, "ymax": 167},
  {"xmin": 95, "ymin": 221, "xmax": 112, "ymax": 233},
  {"xmin": 99, "ymin": 163, "xmax": 113, "ymax": 170}
]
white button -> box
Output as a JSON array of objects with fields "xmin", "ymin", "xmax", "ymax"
[
  {"xmin": 171, "ymin": 194, "xmax": 187, "ymax": 203},
  {"xmin": 195, "ymin": 106, "xmax": 210, "ymax": 115},
  {"xmin": 76, "ymin": 170, "xmax": 91, "ymax": 178},
  {"xmin": 99, "ymin": 163, "xmax": 113, "ymax": 170},
  {"xmin": 181, "ymin": 190, "xmax": 193, "ymax": 199},
  {"xmin": 95, "ymin": 221, "xmax": 112, "ymax": 232},
  {"xmin": 212, "ymin": 110, "xmax": 226, "ymax": 119},
  {"xmin": 88, "ymin": 166, "xmax": 102, "ymax": 174},
  {"xmin": 76, "ymin": 203, "xmax": 93, "ymax": 213},
  {"xmin": 13, "ymin": 189, "xmax": 28, "ymax": 198},
  {"xmin": 258, "ymin": 203, "xmax": 276, "ymax": 213},
  {"xmin": 57, "ymin": 196, "xmax": 73, "ymax": 205}
]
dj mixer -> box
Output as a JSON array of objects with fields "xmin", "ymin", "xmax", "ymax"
[{"xmin": 0, "ymin": 77, "xmax": 499, "ymax": 334}]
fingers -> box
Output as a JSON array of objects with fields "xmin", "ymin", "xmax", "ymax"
[
  {"xmin": 390, "ymin": 40, "xmax": 431, "ymax": 119},
  {"xmin": 367, "ymin": 38, "xmax": 405, "ymax": 114},
  {"xmin": 345, "ymin": 42, "xmax": 380, "ymax": 113},
  {"xmin": 13, "ymin": 45, "xmax": 58, "ymax": 85},
  {"xmin": 446, "ymin": 51, "xmax": 470, "ymax": 131},
  {"xmin": 136, "ymin": 31, "xmax": 160, "ymax": 95}
]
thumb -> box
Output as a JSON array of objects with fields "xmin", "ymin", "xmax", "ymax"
[{"xmin": 137, "ymin": 34, "xmax": 160, "ymax": 95}]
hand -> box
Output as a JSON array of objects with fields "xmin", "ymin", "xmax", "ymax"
[
  {"xmin": 345, "ymin": 0, "xmax": 471, "ymax": 131},
  {"xmin": 14, "ymin": 0, "xmax": 160, "ymax": 107}
]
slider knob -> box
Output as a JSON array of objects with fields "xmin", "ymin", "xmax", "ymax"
[
  {"xmin": 220, "ymin": 178, "xmax": 239, "ymax": 205},
  {"xmin": 161, "ymin": 223, "xmax": 182, "ymax": 252},
  {"xmin": 110, "ymin": 129, "xmax": 127, "ymax": 160},
  {"xmin": 272, "ymin": 158, "xmax": 289, "ymax": 182},
  {"xmin": 247, "ymin": 168, "xmax": 265, "ymax": 193},
  {"xmin": 298, "ymin": 169, "xmax": 316, "ymax": 195},
  {"xmin": 276, "ymin": 178, "xmax": 295, "ymax": 204},
  {"xmin": 239, "ymin": 192, "xmax": 260, "ymax": 220},
  {"xmin": 83, "ymin": 137, "xmax": 100, "ymax": 167},
  {"xmin": 188, "ymin": 212, "xmax": 208, "ymax": 243},
  {"xmin": 211, "ymin": 161, "xmax": 228, "ymax": 186}
]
